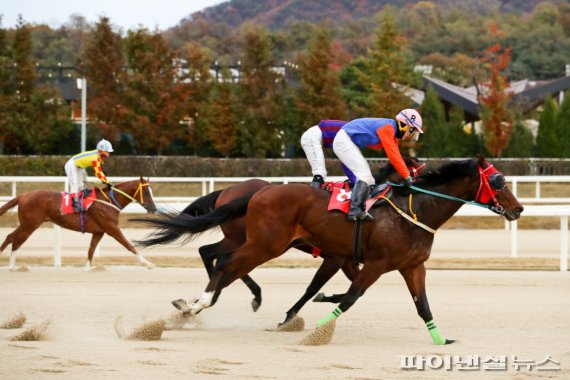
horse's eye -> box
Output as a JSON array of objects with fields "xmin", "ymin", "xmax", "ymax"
[{"xmin": 489, "ymin": 173, "xmax": 505, "ymax": 191}]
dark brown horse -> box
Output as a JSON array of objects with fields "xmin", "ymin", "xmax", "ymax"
[
  {"xmin": 161, "ymin": 158, "xmax": 424, "ymax": 324},
  {"xmin": 0, "ymin": 177, "xmax": 157, "ymax": 270},
  {"xmin": 137, "ymin": 157, "xmax": 523, "ymax": 344}
]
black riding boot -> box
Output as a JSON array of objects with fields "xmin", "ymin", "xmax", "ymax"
[
  {"xmin": 72, "ymin": 196, "xmax": 84, "ymax": 213},
  {"xmin": 310, "ymin": 174, "xmax": 324, "ymax": 189},
  {"xmin": 347, "ymin": 180, "xmax": 372, "ymax": 221}
]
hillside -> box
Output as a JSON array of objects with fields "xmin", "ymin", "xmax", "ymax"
[{"xmin": 179, "ymin": 0, "xmax": 546, "ymax": 31}]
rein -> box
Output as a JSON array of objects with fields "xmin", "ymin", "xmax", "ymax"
[
  {"xmin": 384, "ymin": 163, "xmax": 507, "ymax": 233},
  {"xmin": 96, "ymin": 182, "xmax": 150, "ymax": 211},
  {"xmin": 380, "ymin": 195, "xmax": 436, "ymax": 234}
]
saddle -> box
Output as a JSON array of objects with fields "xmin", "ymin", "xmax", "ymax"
[
  {"xmin": 61, "ymin": 187, "xmax": 97, "ymax": 215},
  {"xmin": 325, "ymin": 182, "xmax": 391, "ymax": 214}
]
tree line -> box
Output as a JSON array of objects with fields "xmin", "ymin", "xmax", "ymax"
[{"xmin": 0, "ymin": 1, "xmax": 569, "ymax": 158}]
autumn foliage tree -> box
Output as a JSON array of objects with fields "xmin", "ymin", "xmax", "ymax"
[
  {"xmin": 295, "ymin": 24, "xmax": 348, "ymax": 124},
  {"xmin": 200, "ymin": 68, "xmax": 239, "ymax": 157},
  {"xmin": 122, "ymin": 28, "xmax": 190, "ymax": 155},
  {"xmin": 79, "ymin": 17, "xmax": 125, "ymax": 143},
  {"xmin": 182, "ymin": 42, "xmax": 213, "ymax": 153},
  {"xmin": 477, "ymin": 25, "xmax": 513, "ymax": 157},
  {"xmin": 236, "ymin": 24, "xmax": 283, "ymax": 157}
]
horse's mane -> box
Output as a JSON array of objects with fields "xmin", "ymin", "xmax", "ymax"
[
  {"xmin": 374, "ymin": 157, "xmax": 419, "ymax": 183},
  {"xmin": 414, "ymin": 158, "xmax": 478, "ymax": 187}
]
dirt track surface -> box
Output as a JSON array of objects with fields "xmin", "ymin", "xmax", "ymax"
[{"xmin": 0, "ymin": 266, "xmax": 569, "ymax": 379}]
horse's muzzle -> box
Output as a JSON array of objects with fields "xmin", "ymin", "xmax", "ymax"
[{"xmin": 504, "ymin": 205, "xmax": 524, "ymax": 221}]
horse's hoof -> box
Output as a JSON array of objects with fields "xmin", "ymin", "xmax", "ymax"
[
  {"xmin": 251, "ymin": 299, "xmax": 261, "ymax": 312},
  {"xmin": 277, "ymin": 316, "xmax": 305, "ymax": 332},
  {"xmin": 445, "ymin": 339, "xmax": 456, "ymax": 344},
  {"xmin": 312, "ymin": 292, "xmax": 325, "ymax": 302},
  {"xmin": 171, "ymin": 299, "xmax": 187, "ymax": 310},
  {"xmin": 146, "ymin": 263, "xmax": 156, "ymax": 270}
]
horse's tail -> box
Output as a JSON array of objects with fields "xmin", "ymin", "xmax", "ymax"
[
  {"xmin": 181, "ymin": 190, "xmax": 222, "ymax": 217},
  {"xmin": 0, "ymin": 197, "xmax": 19, "ymax": 217},
  {"xmin": 133, "ymin": 193, "xmax": 253, "ymax": 248}
]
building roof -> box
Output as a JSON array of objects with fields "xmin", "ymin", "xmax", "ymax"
[{"xmin": 423, "ymin": 75, "xmax": 570, "ymax": 119}]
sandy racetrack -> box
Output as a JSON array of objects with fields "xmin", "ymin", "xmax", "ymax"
[{"xmin": 0, "ymin": 265, "xmax": 569, "ymax": 379}]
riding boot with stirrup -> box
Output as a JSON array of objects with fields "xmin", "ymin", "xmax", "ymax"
[
  {"xmin": 347, "ymin": 180, "xmax": 372, "ymax": 221},
  {"xmin": 72, "ymin": 196, "xmax": 84, "ymax": 213},
  {"xmin": 310, "ymin": 175, "xmax": 324, "ymax": 189}
]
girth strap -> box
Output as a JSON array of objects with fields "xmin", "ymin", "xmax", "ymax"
[{"xmin": 352, "ymin": 219, "xmax": 363, "ymax": 266}]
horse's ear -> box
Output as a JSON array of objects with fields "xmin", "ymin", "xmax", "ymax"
[
  {"xmin": 139, "ymin": 175, "xmax": 144, "ymax": 183},
  {"xmin": 477, "ymin": 154, "xmax": 486, "ymax": 167}
]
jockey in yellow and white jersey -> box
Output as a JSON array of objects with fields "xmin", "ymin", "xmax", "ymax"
[{"xmin": 64, "ymin": 139, "xmax": 114, "ymax": 212}]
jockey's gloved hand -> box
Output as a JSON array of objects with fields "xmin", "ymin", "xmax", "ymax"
[
  {"xmin": 404, "ymin": 176, "xmax": 413, "ymax": 187},
  {"xmin": 107, "ymin": 183, "xmax": 114, "ymax": 190}
]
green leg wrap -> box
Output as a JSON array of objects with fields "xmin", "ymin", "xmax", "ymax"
[
  {"xmin": 317, "ymin": 307, "xmax": 342, "ymax": 328},
  {"xmin": 426, "ymin": 320, "xmax": 446, "ymax": 345}
]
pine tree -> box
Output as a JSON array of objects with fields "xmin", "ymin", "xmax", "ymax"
[
  {"xmin": 503, "ymin": 118, "xmax": 534, "ymax": 157},
  {"xmin": 20, "ymin": 87, "xmax": 74, "ymax": 154},
  {"xmin": 339, "ymin": 56, "xmax": 371, "ymax": 119},
  {"xmin": 3, "ymin": 17, "xmax": 36, "ymax": 153},
  {"xmin": 79, "ymin": 17, "xmax": 125, "ymax": 143},
  {"xmin": 366, "ymin": 8, "xmax": 413, "ymax": 117},
  {"xmin": 557, "ymin": 91, "xmax": 570, "ymax": 157},
  {"xmin": 445, "ymin": 106, "xmax": 473, "ymax": 157},
  {"xmin": 295, "ymin": 24, "xmax": 347, "ymax": 124},
  {"xmin": 417, "ymin": 85, "xmax": 447, "ymax": 157},
  {"xmin": 535, "ymin": 96, "xmax": 559, "ymax": 157},
  {"xmin": 0, "ymin": 20, "xmax": 11, "ymax": 153}
]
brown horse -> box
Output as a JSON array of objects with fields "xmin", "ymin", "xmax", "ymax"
[
  {"xmin": 154, "ymin": 158, "xmax": 424, "ymax": 324},
  {"xmin": 137, "ymin": 157, "xmax": 523, "ymax": 344},
  {"xmin": 0, "ymin": 177, "xmax": 157, "ymax": 270}
]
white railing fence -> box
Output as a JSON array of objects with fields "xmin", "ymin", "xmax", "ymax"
[{"xmin": 1, "ymin": 176, "xmax": 569, "ymax": 271}]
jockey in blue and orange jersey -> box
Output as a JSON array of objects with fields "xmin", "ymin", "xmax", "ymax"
[
  {"xmin": 332, "ymin": 109, "xmax": 424, "ymax": 221},
  {"xmin": 301, "ymin": 120, "xmax": 356, "ymax": 189},
  {"xmin": 64, "ymin": 139, "xmax": 114, "ymax": 212}
]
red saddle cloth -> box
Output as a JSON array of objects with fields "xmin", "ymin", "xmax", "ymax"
[
  {"xmin": 61, "ymin": 188, "xmax": 97, "ymax": 215},
  {"xmin": 326, "ymin": 182, "xmax": 390, "ymax": 214}
]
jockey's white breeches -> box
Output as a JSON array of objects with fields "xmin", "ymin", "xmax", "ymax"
[
  {"xmin": 64, "ymin": 158, "xmax": 87, "ymax": 193},
  {"xmin": 301, "ymin": 125, "xmax": 327, "ymax": 178},
  {"xmin": 332, "ymin": 129, "xmax": 375, "ymax": 185}
]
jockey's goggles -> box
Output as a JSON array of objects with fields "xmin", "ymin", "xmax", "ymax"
[{"xmin": 409, "ymin": 126, "xmax": 420, "ymax": 141}]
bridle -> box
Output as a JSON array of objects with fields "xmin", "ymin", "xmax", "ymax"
[
  {"xmin": 474, "ymin": 163, "xmax": 507, "ymax": 215},
  {"xmin": 385, "ymin": 161, "xmax": 510, "ymax": 233},
  {"xmin": 105, "ymin": 182, "xmax": 154, "ymax": 211},
  {"xmin": 411, "ymin": 162, "xmax": 426, "ymax": 178}
]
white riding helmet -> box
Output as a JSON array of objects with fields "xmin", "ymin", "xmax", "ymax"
[
  {"xmin": 97, "ymin": 139, "xmax": 114, "ymax": 152},
  {"xmin": 396, "ymin": 109, "xmax": 423, "ymax": 134}
]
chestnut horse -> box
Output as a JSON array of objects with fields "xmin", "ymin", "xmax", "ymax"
[
  {"xmin": 159, "ymin": 158, "xmax": 424, "ymax": 324},
  {"xmin": 0, "ymin": 177, "xmax": 157, "ymax": 270},
  {"xmin": 137, "ymin": 157, "xmax": 523, "ymax": 344}
]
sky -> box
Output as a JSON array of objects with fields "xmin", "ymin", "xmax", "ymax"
[{"xmin": 1, "ymin": 0, "xmax": 227, "ymax": 31}]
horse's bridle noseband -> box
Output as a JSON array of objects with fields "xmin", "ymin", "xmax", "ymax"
[{"xmin": 475, "ymin": 164, "xmax": 506, "ymax": 216}]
